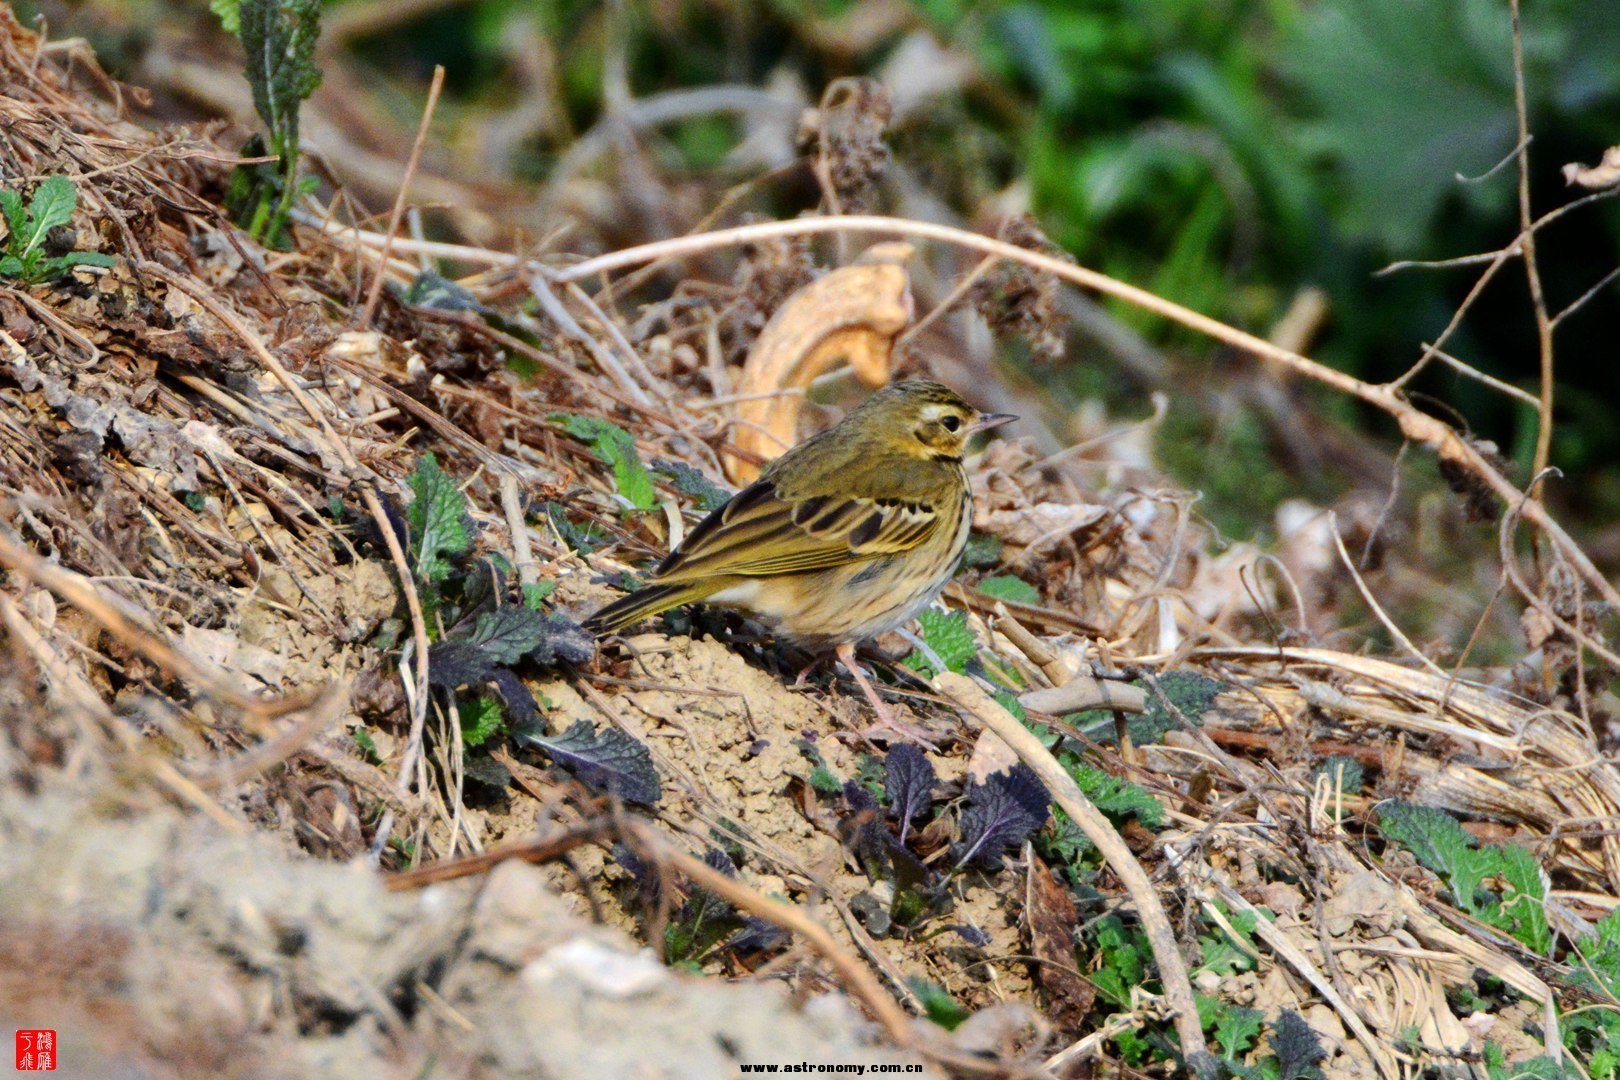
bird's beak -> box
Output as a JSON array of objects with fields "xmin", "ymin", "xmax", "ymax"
[{"xmin": 965, "ymin": 412, "xmax": 1017, "ymax": 437}]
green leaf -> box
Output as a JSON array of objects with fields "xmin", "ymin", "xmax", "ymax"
[
  {"xmin": 908, "ymin": 979, "xmax": 970, "ymax": 1031},
  {"xmin": 351, "ymin": 725, "xmax": 381, "ymax": 764},
  {"xmin": 1378, "ymin": 803, "xmax": 1551, "ymax": 953},
  {"xmin": 1037, "ymin": 805, "xmax": 1093, "ymax": 877},
  {"xmin": 902, "ymin": 608, "xmax": 977, "ymax": 676},
  {"xmin": 234, "ymin": 0, "xmax": 322, "ymax": 246},
  {"xmin": 976, "ymin": 574, "xmax": 1041, "ymax": 605},
  {"xmin": 521, "ymin": 581, "xmax": 556, "ymax": 609},
  {"xmin": 809, "ymin": 765, "xmax": 842, "ymax": 795},
  {"xmin": 405, "ymin": 453, "xmax": 472, "ymax": 582},
  {"xmin": 0, "ymin": 188, "xmax": 25, "ymax": 244},
  {"xmin": 653, "ymin": 459, "xmax": 731, "ymax": 512},
  {"xmin": 1090, "ymin": 914, "xmax": 1151, "ymax": 1008},
  {"xmin": 1208, "ymin": 1001, "xmax": 1265, "ymax": 1060},
  {"xmin": 210, "ymin": 0, "xmax": 241, "ymax": 33},
  {"xmin": 550, "ymin": 413, "xmax": 657, "ymax": 512},
  {"xmin": 239, "ymin": 0, "xmax": 323, "ymax": 158},
  {"xmin": 1198, "ymin": 913, "xmax": 1258, "ymax": 977},
  {"xmin": 459, "ymin": 696, "xmax": 505, "ymax": 748},
  {"xmin": 1574, "ymin": 911, "xmax": 1620, "ymax": 999},
  {"xmin": 1068, "ymin": 758, "xmax": 1163, "ymax": 827},
  {"xmin": 46, "ymin": 251, "xmax": 115, "ymax": 270},
  {"xmin": 30, "ymin": 251, "xmax": 115, "ymax": 283},
  {"xmin": 0, "ymin": 254, "xmax": 23, "ymax": 278},
  {"xmin": 960, "ymin": 532, "xmax": 1001, "ymax": 568},
  {"xmin": 1377, "ymin": 803, "xmax": 1491, "ymax": 914},
  {"xmin": 458, "ymin": 605, "xmax": 551, "ymax": 666},
  {"xmin": 23, "ymin": 176, "xmax": 77, "ymax": 255},
  {"xmin": 1488, "ymin": 843, "xmax": 1551, "ymax": 955},
  {"xmin": 1314, "ymin": 755, "xmax": 1365, "ymax": 794}
]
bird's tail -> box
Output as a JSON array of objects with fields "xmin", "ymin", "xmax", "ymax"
[{"xmin": 584, "ymin": 580, "xmax": 719, "ymax": 636}]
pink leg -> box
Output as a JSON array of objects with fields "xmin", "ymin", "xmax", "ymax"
[
  {"xmin": 792, "ymin": 653, "xmax": 831, "ymax": 689},
  {"xmin": 834, "ymin": 642, "xmax": 938, "ymax": 747}
]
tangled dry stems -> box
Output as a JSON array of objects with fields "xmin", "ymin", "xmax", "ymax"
[{"xmin": 1, "ymin": 7, "xmax": 1617, "ymax": 1077}]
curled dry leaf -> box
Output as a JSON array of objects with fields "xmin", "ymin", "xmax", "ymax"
[
  {"xmin": 1563, "ymin": 145, "xmax": 1620, "ymax": 189},
  {"xmin": 724, "ymin": 241, "xmax": 914, "ymax": 484}
]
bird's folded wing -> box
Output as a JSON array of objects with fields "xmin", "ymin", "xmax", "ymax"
[{"xmin": 653, "ymin": 479, "xmax": 941, "ymax": 582}]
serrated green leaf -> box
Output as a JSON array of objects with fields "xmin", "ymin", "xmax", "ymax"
[
  {"xmin": 977, "ymin": 574, "xmax": 1041, "ymax": 605},
  {"xmin": 1211, "ymin": 1002, "xmax": 1265, "ymax": 1060},
  {"xmin": 1378, "ymin": 802, "xmax": 1491, "ymax": 914},
  {"xmin": 1068, "ymin": 758, "xmax": 1164, "ymax": 827},
  {"xmin": 1488, "ymin": 843, "xmax": 1551, "ymax": 955},
  {"xmin": 521, "ymin": 581, "xmax": 556, "ymax": 609},
  {"xmin": 1091, "ymin": 915, "xmax": 1151, "ymax": 1008},
  {"xmin": 550, "ymin": 413, "xmax": 657, "ymax": 511},
  {"xmin": 459, "ymin": 605, "xmax": 550, "ymax": 666},
  {"xmin": 24, "ymin": 176, "xmax": 77, "ymax": 254},
  {"xmin": 405, "ymin": 453, "xmax": 472, "ymax": 582},
  {"xmin": 234, "ymin": 0, "xmax": 322, "ymax": 247},
  {"xmin": 902, "ymin": 608, "xmax": 977, "ymax": 676},
  {"xmin": 0, "ymin": 255, "xmax": 23, "ymax": 278},
  {"xmin": 654, "ymin": 458, "xmax": 730, "ymax": 512},
  {"xmin": 459, "ymin": 696, "xmax": 505, "ymax": 748}
]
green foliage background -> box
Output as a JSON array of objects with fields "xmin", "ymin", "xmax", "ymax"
[
  {"xmin": 341, "ymin": 0, "xmax": 1620, "ymax": 524},
  {"xmin": 32, "ymin": 0, "xmax": 1620, "ymax": 539}
]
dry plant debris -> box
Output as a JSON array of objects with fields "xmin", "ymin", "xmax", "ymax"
[{"xmin": 0, "ymin": 8, "xmax": 1617, "ymax": 1080}]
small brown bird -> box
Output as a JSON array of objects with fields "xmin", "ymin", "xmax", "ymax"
[{"xmin": 586, "ymin": 379, "xmax": 1015, "ymax": 739}]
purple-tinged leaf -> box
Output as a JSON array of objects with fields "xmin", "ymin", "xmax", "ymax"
[
  {"xmin": 519, "ymin": 720, "xmax": 662, "ymax": 805},
  {"xmin": 945, "ymin": 924, "xmax": 992, "ymax": 947},
  {"xmin": 461, "ymin": 605, "xmax": 550, "ymax": 665},
  {"xmin": 727, "ymin": 917, "xmax": 788, "ymax": 955},
  {"xmin": 952, "ymin": 763, "xmax": 1050, "ymax": 870},
  {"xmin": 426, "ymin": 639, "xmax": 495, "ymax": 687},
  {"xmin": 487, "ymin": 668, "xmax": 540, "ymax": 735},
  {"xmin": 884, "ymin": 744, "xmax": 937, "ymax": 845}
]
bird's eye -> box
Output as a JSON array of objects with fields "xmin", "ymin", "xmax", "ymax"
[{"xmin": 941, "ymin": 415, "xmax": 961, "ymax": 432}]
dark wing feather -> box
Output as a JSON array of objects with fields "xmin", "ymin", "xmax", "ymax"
[{"xmin": 652, "ymin": 478, "xmax": 942, "ymax": 585}]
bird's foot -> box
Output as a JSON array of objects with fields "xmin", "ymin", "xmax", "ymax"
[
  {"xmin": 857, "ymin": 710, "xmax": 942, "ymax": 749},
  {"xmin": 791, "ymin": 653, "xmax": 832, "ymax": 689},
  {"xmin": 834, "ymin": 642, "xmax": 939, "ymax": 748}
]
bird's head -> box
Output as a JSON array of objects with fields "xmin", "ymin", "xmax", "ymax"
[{"xmin": 849, "ymin": 379, "xmax": 1017, "ymax": 462}]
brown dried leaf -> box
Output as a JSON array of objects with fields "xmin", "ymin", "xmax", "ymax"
[
  {"xmin": 1024, "ymin": 856, "xmax": 1092, "ymax": 1028},
  {"xmin": 1563, "ymin": 146, "xmax": 1620, "ymax": 189},
  {"xmin": 725, "ymin": 242, "xmax": 913, "ymax": 483}
]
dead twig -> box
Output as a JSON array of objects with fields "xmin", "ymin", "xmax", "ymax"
[
  {"xmin": 930, "ymin": 671, "xmax": 1215, "ymax": 1077},
  {"xmin": 359, "ymin": 65, "xmax": 445, "ymax": 327}
]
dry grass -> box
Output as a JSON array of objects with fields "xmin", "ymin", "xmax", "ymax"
[{"xmin": 1, "ymin": 7, "xmax": 1617, "ymax": 1078}]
